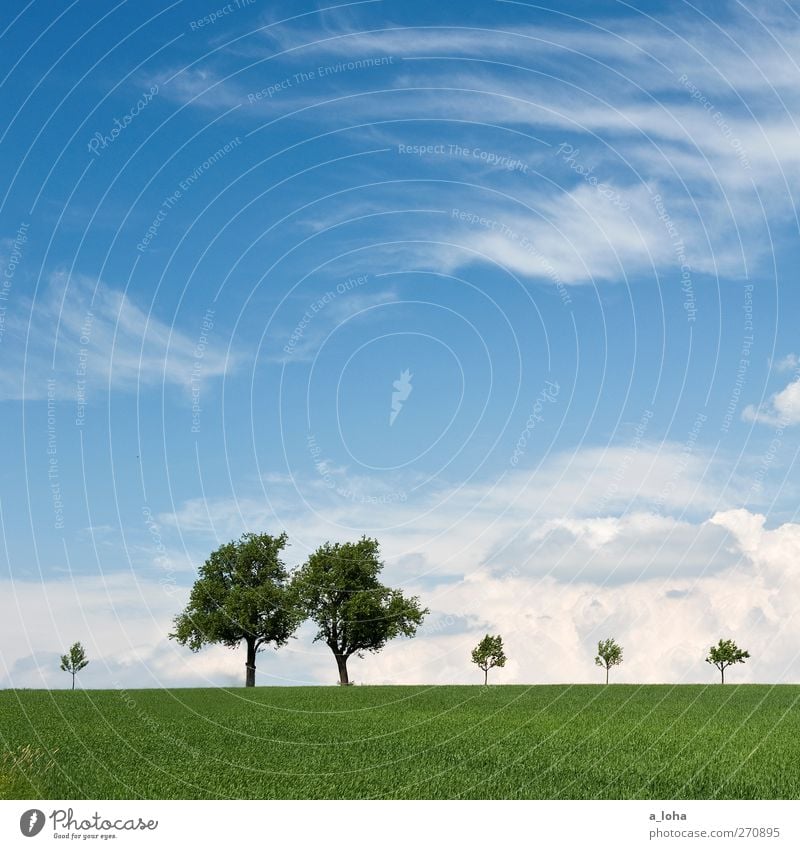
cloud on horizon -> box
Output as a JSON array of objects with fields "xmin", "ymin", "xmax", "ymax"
[{"xmin": 4, "ymin": 505, "xmax": 800, "ymax": 688}]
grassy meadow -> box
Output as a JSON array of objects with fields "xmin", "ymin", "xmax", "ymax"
[{"xmin": 2, "ymin": 684, "xmax": 800, "ymax": 800}]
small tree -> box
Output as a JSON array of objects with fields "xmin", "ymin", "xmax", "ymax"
[
  {"xmin": 170, "ymin": 532, "xmax": 300, "ymax": 687},
  {"xmin": 292, "ymin": 537, "xmax": 428, "ymax": 685},
  {"xmin": 595, "ymin": 637, "xmax": 623, "ymax": 684},
  {"xmin": 60, "ymin": 642, "xmax": 89, "ymax": 690},
  {"xmin": 471, "ymin": 634, "xmax": 506, "ymax": 685},
  {"xmin": 706, "ymin": 637, "xmax": 750, "ymax": 684}
]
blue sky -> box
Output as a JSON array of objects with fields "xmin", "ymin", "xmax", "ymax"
[{"xmin": 2, "ymin": 0, "xmax": 800, "ymax": 688}]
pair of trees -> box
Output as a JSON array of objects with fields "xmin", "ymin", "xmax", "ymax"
[
  {"xmin": 594, "ymin": 636, "xmax": 750, "ymax": 684},
  {"xmin": 469, "ymin": 634, "xmax": 616, "ymax": 686},
  {"xmin": 170, "ymin": 533, "xmax": 428, "ymax": 687},
  {"xmin": 469, "ymin": 635, "xmax": 624, "ymax": 685}
]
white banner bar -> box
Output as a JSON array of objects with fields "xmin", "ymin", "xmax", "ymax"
[{"xmin": 2, "ymin": 800, "xmax": 798, "ymax": 848}]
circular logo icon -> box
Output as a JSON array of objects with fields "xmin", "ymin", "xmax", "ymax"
[{"xmin": 19, "ymin": 809, "xmax": 46, "ymax": 837}]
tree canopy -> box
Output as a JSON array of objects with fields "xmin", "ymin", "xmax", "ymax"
[
  {"xmin": 292, "ymin": 537, "xmax": 428, "ymax": 684},
  {"xmin": 60, "ymin": 641, "xmax": 89, "ymax": 690},
  {"xmin": 595, "ymin": 637, "xmax": 623, "ymax": 684},
  {"xmin": 170, "ymin": 532, "xmax": 299, "ymax": 686},
  {"xmin": 471, "ymin": 634, "xmax": 507, "ymax": 684},
  {"xmin": 706, "ymin": 638, "xmax": 750, "ymax": 684}
]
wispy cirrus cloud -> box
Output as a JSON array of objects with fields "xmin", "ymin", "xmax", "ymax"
[
  {"xmin": 273, "ymin": 286, "xmax": 399, "ymax": 363},
  {"xmin": 256, "ymin": 7, "xmax": 800, "ymax": 104},
  {"xmin": 0, "ymin": 272, "xmax": 234, "ymax": 400},
  {"xmin": 150, "ymin": 8, "xmax": 800, "ymax": 294}
]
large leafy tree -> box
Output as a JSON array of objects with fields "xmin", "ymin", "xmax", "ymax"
[
  {"xmin": 292, "ymin": 537, "xmax": 428, "ymax": 685},
  {"xmin": 595, "ymin": 637, "xmax": 623, "ymax": 684},
  {"xmin": 60, "ymin": 642, "xmax": 89, "ymax": 690},
  {"xmin": 170, "ymin": 532, "xmax": 299, "ymax": 687},
  {"xmin": 706, "ymin": 637, "xmax": 750, "ymax": 684},
  {"xmin": 471, "ymin": 634, "xmax": 507, "ymax": 685}
]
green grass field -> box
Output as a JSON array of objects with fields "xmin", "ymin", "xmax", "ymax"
[{"xmin": 2, "ymin": 685, "xmax": 799, "ymax": 800}]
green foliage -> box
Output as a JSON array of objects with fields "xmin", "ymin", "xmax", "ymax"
[
  {"xmin": 5, "ymin": 685, "xmax": 800, "ymax": 799},
  {"xmin": 471, "ymin": 634, "xmax": 507, "ymax": 683},
  {"xmin": 170, "ymin": 533, "xmax": 300, "ymax": 685},
  {"xmin": 595, "ymin": 637, "xmax": 623, "ymax": 683},
  {"xmin": 60, "ymin": 642, "xmax": 89, "ymax": 689},
  {"xmin": 291, "ymin": 536, "xmax": 428, "ymax": 683},
  {"xmin": 706, "ymin": 638, "xmax": 750, "ymax": 683}
]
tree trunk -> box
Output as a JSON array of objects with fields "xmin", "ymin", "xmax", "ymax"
[
  {"xmin": 720, "ymin": 666, "xmax": 725, "ymax": 685},
  {"xmin": 606, "ymin": 666, "xmax": 609, "ymax": 685},
  {"xmin": 335, "ymin": 653, "xmax": 349, "ymax": 685},
  {"xmin": 484, "ymin": 667, "xmax": 488, "ymax": 686},
  {"xmin": 72, "ymin": 672, "xmax": 75, "ymax": 691},
  {"xmin": 245, "ymin": 638, "xmax": 257, "ymax": 688}
]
